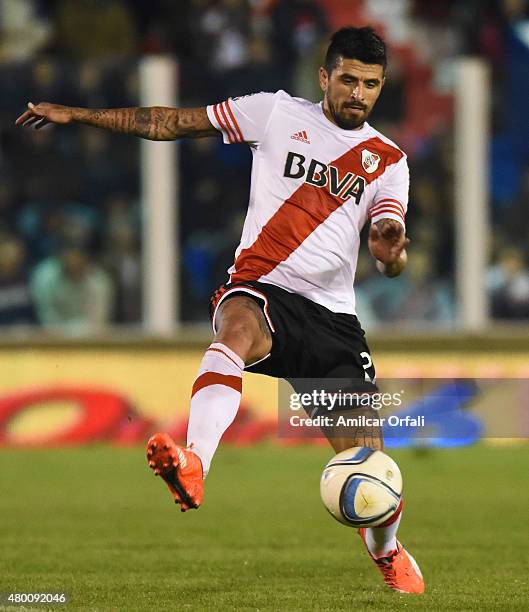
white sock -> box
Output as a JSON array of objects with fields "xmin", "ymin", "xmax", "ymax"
[
  {"xmin": 364, "ymin": 503, "xmax": 403, "ymax": 558},
  {"xmin": 186, "ymin": 342, "xmax": 244, "ymax": 477}
]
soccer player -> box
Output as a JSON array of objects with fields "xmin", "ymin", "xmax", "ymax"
[{"xmin": 16, "ymin": 27, "xmax": 424, "ymax": 594}]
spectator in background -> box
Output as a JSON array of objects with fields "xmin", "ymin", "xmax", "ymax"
[
  {"xmin": 77, "ymin": 129, "xmax": 116, "ymax": 202},
  {"xmin": 369, "ymin": 55, "xmax": 405, "ymax": 130},
  {"xmin": 357, "ymin": 246, "xmax": 454, "ymax": 326},
  {"xmin": 0, "ymin": 182, "xmax": 17, "ymax": 235},
  {"xmin": 0, "ymin": 0, "xmax": 51, "ymax": 60},
  {"xmin": 391, "ymin": 247, "xmax": 454, "ymax": 325},
  {"xmin": 29, "ymin": 58, "xmax": 69, "ymax": 105},
  {"xmin": 269, "ymin": 0, "xmax": 329, "ymax": 93},
  {"xmin": 30, "ymin": 243, "xmax": 115, "ymax": 334},
  {"xmin": 0, "ymin": 41, "xmax": 142, "ymax": 327},
  {"xmin": 53, "ymin": 0, "xmax": 138, "ymax": 58},
  {"xmin": 501, "ymin": 163, "xmax": 529, "ymax": 245},
  {"xmin": 16, "ymin": 201, "xmax": 66, "ymax": 264},
  {"xmin": 102, "ymin": 197, "xmax": 142, "ymax": 324},
  {"xmin": 0, "ymin": 235, "xmax": 34, "ymax": 325},
  {"xmin": 70, "ymin": 61, "xmax": 110, "ymax": 109},
  {"xmin": 351, "ymin": 251, "xmax": 379, "ymax": 330},
  {"xmin": 194, "ymin": 0, "xmax": 251, "ymax": 72},
  {"xmin": 487, "ymin": 245, "xmax": 529, "ymax": 319},
  {"xmin": 16, "ymin": 199, "xmax": 98, "ymax": 265}
]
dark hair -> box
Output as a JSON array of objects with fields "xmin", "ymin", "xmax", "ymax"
[{"xmin": 324, "ymin": 27, "xmax": 387, "ymax": 74}]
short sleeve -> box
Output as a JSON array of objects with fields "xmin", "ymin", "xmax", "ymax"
[
  {"xmin": 207, "ymin": 92, "xmax": 278, "ymax": 146},
  {"xmin": 368, "ymin": 155, "xmax": 409, "ymax": 228}
]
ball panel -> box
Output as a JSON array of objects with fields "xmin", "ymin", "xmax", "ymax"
[
  {"xmin": 340, "ymin": 475, "xmax": 401, "ymax": 527},
  {"xmin": 320, "ymin": 466, "xmax": 350, "ymax": 525}
]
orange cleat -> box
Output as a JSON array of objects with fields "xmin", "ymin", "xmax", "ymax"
[
  {"xmin": 146, "ymin": 433, "xmax": 204, "ymax": 512},
  {"xmin": 358, "ymin": 528, "xmax": 425, "ymax": 594}
]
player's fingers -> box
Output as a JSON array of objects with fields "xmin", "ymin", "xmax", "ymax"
[
  {"xmin": 22, "ymin": 115, "xmax": 41, "ymax": 127},
  {"xmin": 27, "ymin": 118, "xmax": 46, "ymax": 129},
  {"xmin": 382, "ymin": 223, "xmax": 402, "ymax": 239},
  {"xmin": 369, "ymin": 224, "xmax": 380, "ymax": 240},
  {"xmin": 15, "ymin": 111, "xmax": 36, "ymax": 125},
  {"xmin": 35, "ymin": 118, "xmax": 50, "ymax": 129},
  {"xmin": 20, "ymin": 117, "xmax": 38, "ymax": 128},
  {"xmin": 393, "ymin": 241, "xmax": 406, "ymax": 255},
  {"xmin": 15, "ymin": 113, "xmax": 28, "ymax": 125},
  {"xmin": 390, "ymin": 235, "xmax": 407, "ymax": 254},
  {"xmin": 29, "ymin": 102, "xmax": 51, "ymax": 114},
  {"xmin": 391, "ymin": 245, "xmax": 408, "ymax": 260},
  {"xmin": 379, "ymin": 229, "xmax": 398, "ymax": 244},
  {"xmin": 23, "ymin": 102, "xmax": 46, "ymax": 120}
]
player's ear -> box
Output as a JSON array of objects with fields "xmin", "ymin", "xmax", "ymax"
[{"xmin": 319, "ymin": 67, "xmax": 328, "ymax": 93}]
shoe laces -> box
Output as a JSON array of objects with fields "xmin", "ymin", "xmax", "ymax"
[{"xmin": 375, "ymin": 549, "xmax": 400, "ymax": 586}]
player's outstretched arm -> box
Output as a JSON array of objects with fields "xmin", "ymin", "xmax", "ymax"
[
  {"xmin": 15, "ymin": 102, "xmax": 218, "ymax": 141},
  {"xmin": 368, "ymin": 219, "xmax": 409, "ymax": 278}
]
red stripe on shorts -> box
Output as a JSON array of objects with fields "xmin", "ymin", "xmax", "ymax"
[{"xmin": 210, "ymin": 285, "xmax": 228, "ymax": 310}]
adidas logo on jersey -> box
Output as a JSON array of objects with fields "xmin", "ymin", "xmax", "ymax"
[{"xmin": 291, "ymin": 130, "xmax": 311, "ymax": 144}]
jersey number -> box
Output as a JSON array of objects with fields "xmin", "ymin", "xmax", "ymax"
[{"xmin": 360, "ymin": 351, "xmax": 375, "ymax": 383}]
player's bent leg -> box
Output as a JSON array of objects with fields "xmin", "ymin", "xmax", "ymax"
[
  {"xmin": 360, "ymin": 492, "xmax": 424, "ymax": 593},
  {"xmin": 186, "ymin": 295, "xmax": 272, "ymax": 474},
  {"xmin": 321, "ymin": 409, "xmax": 424, "ymax": 593},
  {"xmin": 147, "ymin": 295, "xmax": 272, "ymax": 511},
  {"xmin": 213, "ymin": 295, "xmax": 273, "ymax": 365},
  {"xmin": 358, "ymin": 523, "xmax": 425, "ymax": 594},
  {"xmin": 348, "ymin": 451, "xmax": 423, "ymax": 592}
]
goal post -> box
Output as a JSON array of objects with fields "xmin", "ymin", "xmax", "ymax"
[
  {"xmin": 139, "ymin": 56, "xmax": 179, "ymax": 335},
  {"xmin": 454, "ymin": 58, "xmax": 490, "ymax": 330}
]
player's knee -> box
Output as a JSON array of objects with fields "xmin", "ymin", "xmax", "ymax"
[
  {"xmin": 214, "ymin": 297, "xmax": 271, "ymax": 361},
  {"xmin": 216, "ymin": 317, "xmax": 256, "ymax": 347},
  {"xmin": 215, "ymin": 319, "xmax": 266, "ymax": 364}
]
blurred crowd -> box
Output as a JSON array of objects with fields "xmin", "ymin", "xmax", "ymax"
[
  {"xmin": 0, "ymin": 0, "xmax": 528, "ymax": 333},
  {"xmin": 0, "ymin": 57, "xmax": 141, "ymax": 332}
]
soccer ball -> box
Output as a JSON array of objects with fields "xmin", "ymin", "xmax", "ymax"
[{"xmin": 320, "ymin": 446, "xmax": 402, "ymax": 528}]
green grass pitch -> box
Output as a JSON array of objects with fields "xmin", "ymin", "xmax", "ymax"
[{"xmin": 1, "ymin": 443, "xmax": 528, "ymax": 611}]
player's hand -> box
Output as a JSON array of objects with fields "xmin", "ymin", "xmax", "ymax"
[
  {"xmin": 15, "ymin": 102, "xmax": 74, "ymax": 129},
  {"xmin": 368, "ymin": 219, "xmax": 409, "ymax": 265}
]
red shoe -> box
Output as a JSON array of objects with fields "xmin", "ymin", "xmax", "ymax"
[
  {"xmin": 146, "ymin": 433, "xmax": 203, "ymax": 512},
  {"xmin": 358, "ymin": 528, "xmax": 425, "ymax": 594}
]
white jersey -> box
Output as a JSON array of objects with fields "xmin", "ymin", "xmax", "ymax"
[{"xmin": 206, "ymin": 90, "xmax": 408, "ymax": 315}]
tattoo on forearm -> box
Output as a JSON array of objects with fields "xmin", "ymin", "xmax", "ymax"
[
  {"xmin": 75, "ymin": 106, "xmax": 216, "ymax": 141},
  {"xmin": 134, "ymin": 108, "xmax": 152, "ymax": 135}
]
